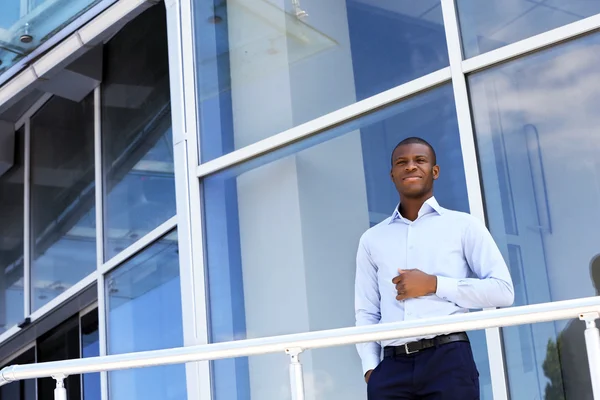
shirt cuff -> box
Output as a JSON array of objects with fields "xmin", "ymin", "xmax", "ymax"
[
  {"xmin": 436, "ymin": 276, "xmax": 459, "ymax": 303},
  {"xmin": 361, "ymin": 352, "xmax": 381, "ymax": 376}
]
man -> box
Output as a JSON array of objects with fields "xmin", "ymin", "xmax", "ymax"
[{"xmin": 355, "ymin": 137, "xmax": 514, "ymax": 399}]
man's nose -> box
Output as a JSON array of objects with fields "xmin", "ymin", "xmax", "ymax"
[{"xmin": 405, "ymin": 162, "xmax": 417, "ymax": 171}]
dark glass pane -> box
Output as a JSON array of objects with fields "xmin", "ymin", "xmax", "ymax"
[
  {"xmin": 194, "ymin": 0, "xmax": 449, "ymax": 161},
  {"xmin": 37, "ymin": 316, "xmax": 81, "ymax": 400},
  {"xmin": 102, "ymin": 4, "xmax": 175, "ymax": 261},
  {"xmin": 0, "ymin": 126, "xmax": 24, "ymax": 332},
  {"xmin": 203, "ymin": 85, "xmax": 492, "ymax": 399},
  {"xmin": 31, "ymin": 95, "xmax": 96, "ymax": 311},
  {"xmin": 0, "ymin": 347, "xmax": 35, "ymax": 400},
  {"xmin": 469, "ymin": 31, "xmax": 600, "ymax": 399}
]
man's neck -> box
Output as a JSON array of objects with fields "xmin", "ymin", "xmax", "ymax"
[{"xmin": 399, "ymin": 195, "xmax": 432, "ymax": 221}]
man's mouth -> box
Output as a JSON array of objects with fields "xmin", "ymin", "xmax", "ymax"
[{"xmin": 403, "ymin": 176, "xmax": 422, "ymax": 181}]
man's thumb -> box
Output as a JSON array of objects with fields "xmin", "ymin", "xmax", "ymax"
[{"xmin": 398, "ymin": 268, "xmax": 415, "ymax": 274}]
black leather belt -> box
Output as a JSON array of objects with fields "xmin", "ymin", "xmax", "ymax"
[{"xmin": 384, "ymin": 332, "xmax": 469, "ymax": 357}]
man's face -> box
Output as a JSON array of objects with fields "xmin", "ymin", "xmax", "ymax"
[{"xmin": 390, "ymin": 143, "xmax": 439, "ymax": 199}]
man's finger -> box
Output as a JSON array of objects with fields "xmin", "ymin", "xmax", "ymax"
[
  {"xmin": 392, "ymin": 275, "xmax": 402, "ymax": 284},
  {"xmin": 398, "ymin": 268, "xmax": 416, "ymax": 274},
  {"xmin": 396, "ymin": 293, "xmax": 409, "ymax": 301}
]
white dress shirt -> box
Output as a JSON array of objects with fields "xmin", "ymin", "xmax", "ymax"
[{"xmin": 355, "ymin": 196, "xmax": 514, "ymax": 374}]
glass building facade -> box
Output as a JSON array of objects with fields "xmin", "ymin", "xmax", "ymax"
[{"xmin": 0, "ymin": 0, "xmax": 598, "ymax": 399}]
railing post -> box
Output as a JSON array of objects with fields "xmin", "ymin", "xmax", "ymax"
[
  {"xmin": 580, "ymin": 312, "xmax": 600, "ymax": 399},
  {"xmin": 286, "ymin": 347, "xmax": 305, "ymax": 400},
  {"xmin": 53, "ymin": 375, "xmax": 68, "ymax": 400}
]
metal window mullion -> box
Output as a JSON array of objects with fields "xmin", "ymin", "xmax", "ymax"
[
  {"xmin": 27, "ymin": 271, "xmax": 98, "ymax": 321},
  {"xmin": 79, "ymin": 302, "xmax": 99, "ymax": 319},
  {"xmin": 20, "ymin": 0, "xmax": 28, "ymax": 17},
  {"xmin": 14, "ymin": 93, "xmax": 52, "ymax": 132},
  {"xmin": 195, "ymin": 67, "xmax": 452, "ymax": 178},
  {"xmin": 99, "ymin": 215, "xmax": 177, "ymax": 275},
  {"xmin": 94, "ymin": 85, "xmax": 110, "ymax": 400},
  {"xmin": 439, "ymin": 1, "xmax": 509, "ymax": 399},
  {"xmin": 24, "ymin": 118, "xmax": 31, "ymax": 318},
  {"xmin": 462, "ymin": 12, "xmax": 600, "ymax": 74},
  {"xmin": 97, "ymin": 273, "xmax": 109, "ymax": 400},
  {"xmin": 164, "ymin": 0, "xmax": 211, "ymax": 399},
  {"xmin": 79, "ymin": 306, "xmax": 84, "ymax": 400}
]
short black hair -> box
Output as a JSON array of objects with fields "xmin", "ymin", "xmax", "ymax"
[{"xmin": 390, "ymin": 137, "xmax": 437, "ymax": 166}]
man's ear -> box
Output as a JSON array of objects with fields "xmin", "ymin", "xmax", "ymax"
[{"xmin": 432, "ymin": 165, "xmax": 440, "ymax": 180}]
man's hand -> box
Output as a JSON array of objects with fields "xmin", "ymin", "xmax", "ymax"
[
  {"xmin": 392, "ymin": 269, "xmax": 437, "ymax": 301},
  {"xmin": 365, "ymin": 369, "xmax": 373, "ymax": 383}
]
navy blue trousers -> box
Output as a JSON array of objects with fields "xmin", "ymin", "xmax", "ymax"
[{"xmin": 367, "ymin": 341, "xmax": 480, "ymax": 400}]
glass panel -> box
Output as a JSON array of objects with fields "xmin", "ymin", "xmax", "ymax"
[
  {"xmin": 204, "ymin": 84, "xmax": 493, "ymax": 399},
  {"xmin": 194, "ymin": 0, "xmax": 449, "ymax": 161},
  {"xmin": 0, "ymin": 0, "xmax": 113, "ymax": 77},
  {"xmin": 81, "ymin": 310, "xmax": 100, "ymax": 400},
  {"xmin": 37, "ymin": 316, "xmax": 81, "ymax": 400},
  {"xmin": 0, "ymin": 347, "xmax": 35, "ymax": 400},
  {"xmin": 102, "ymin": 4, "xmax": 175, "ymax": 261},
  {"xmin": 106, "ymin": 230, "xmax": 186, "ymax": 400},
  {"xmin": 0, "ymin": 126, "xmax": 24, "ymax": 333},
  {"xmin": 31, "ymin": 94, "xmax": 96, "ymax": 311},
  {"xmin": 457, "ymin": 0, "xmax": 600, "ymax": 58},
  {"xmin": 469, "ymin": 32, "xmax": 600, "ymax": 399}
]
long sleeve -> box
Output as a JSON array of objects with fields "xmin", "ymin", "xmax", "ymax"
[
  {"xmin": 355, "ymin": 235, "xmax": 382, "ymax": 375},
  {"xmin": 436, "ymin": 217, "xmax": 515, "ymax": 309}
]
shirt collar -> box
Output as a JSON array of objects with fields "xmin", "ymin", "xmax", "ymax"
[{"xmin": 389, "ymin": 196, "xmax": 444, "ymax": 224}]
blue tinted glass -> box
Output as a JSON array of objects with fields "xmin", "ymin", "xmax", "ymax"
[
  {"xmin": 457, "ymin": 0, "xmax": 600, "ymax": 58},
  {"xmin": 0, "ymin": 1, "xmax": 19, "ymax": 30},
  {"xmin": 0, "ymin": 127, "xmax": 24, "ymax": 333},
  {"xmin": 31, "ymin": 95, "xmax": 96, "ymax": 311},
  {"xmin": 102, "ymin": 5, "xmax": 175, "ymax": 261},
  {"xmin": 0, "ymin": 0, "xmax": 112, "ymax": 78},
  {"xmin": 106, "ymin": 230, "xmax": 186, "ymax": 400},
  {"xmin": 194, "ymin": 0, "xmax": 449, "ymax": 161},
  {"xmin": 469, "ymin": 32, "xmax": 600, "ymax": 400},
  {"xmin": 203, "ymin": 85, "xmax": 493, "ymax": 399}
]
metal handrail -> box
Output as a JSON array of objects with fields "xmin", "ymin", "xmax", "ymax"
[{"xmin": 2, "ymin": 296, "xmax": 600, "ymax": 399}]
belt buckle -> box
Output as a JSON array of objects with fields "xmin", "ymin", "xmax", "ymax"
[{"xmin": 404, "ymin": 342, "xmax": 418, "ymax": 355}]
